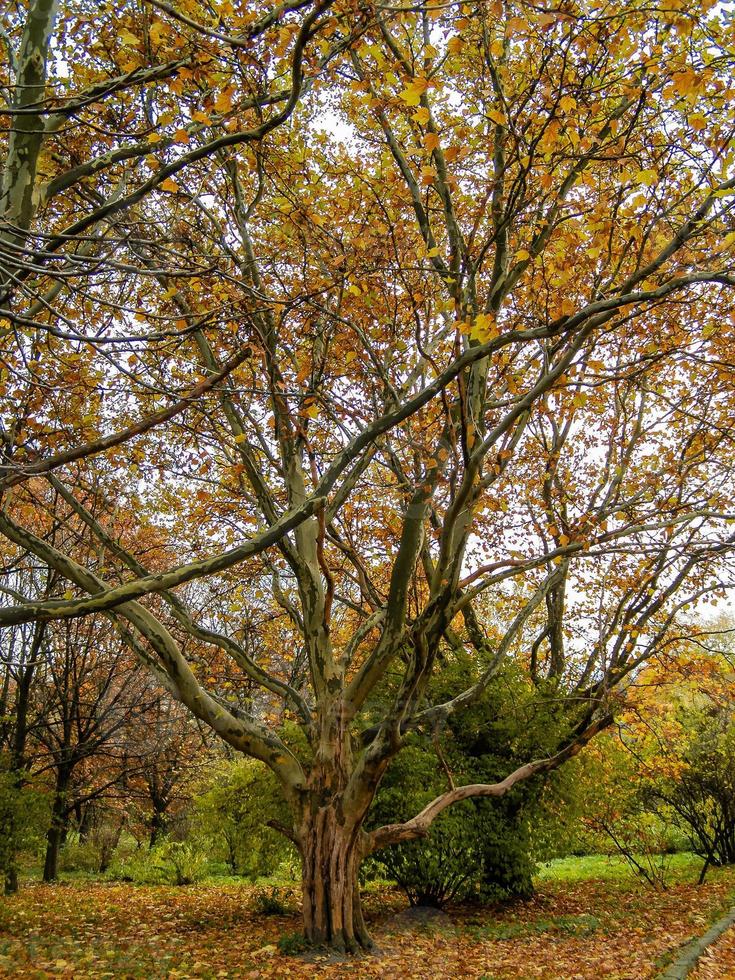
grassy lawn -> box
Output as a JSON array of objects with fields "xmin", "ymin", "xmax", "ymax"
[
  {"xmin": 536, "ymin": 851, "xmax": 707, "ymax": 883},
  {"xmin": 0, "ymin": 856, "xmax": 733, "ymax": 979}
]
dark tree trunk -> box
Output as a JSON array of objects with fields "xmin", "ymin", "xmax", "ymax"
[
  {"xmin": 43, "ymin": 820, "xmax": 63, "ymax": 883},
  {"xmin": 299, "ymin": 805, "xmax": 372, "ymax": 952},
  {"xmin": 98, "ymin": 818, "xmax": 124, "ymax": 873},
  {"xmin": 4, "ymin": 622, "xmax": 45, "ymax": 894},
  {"xmin": 43, "ymin": 769, "xmax": 70, "ymax": 883},
  {"xmin": 3, "ymin": 772, "xmax": 23, "ymax": 896},
  {"xmin": 4, "ymin": 866, "xmax": 18, "ymax": 896},
  {"xmin": 76, "ymin": 801, "xmax": 93, "ymax": 841},
  {"xmin": 149, "ymin": 809, "xmax": 167, "ymax": 848}
]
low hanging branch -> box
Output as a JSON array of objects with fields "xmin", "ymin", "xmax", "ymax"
[{"xmin": 368, "ymin": 714, "xmax": 613, "ymax": 853}]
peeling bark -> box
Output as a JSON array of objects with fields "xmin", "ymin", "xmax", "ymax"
[
  {"xmin": 0, "ymin": 0, "xmax": 58, "ymax": 269},
  {"xmin": 299, "ymin": 806, "xmax": 371, "ymax": 952}
]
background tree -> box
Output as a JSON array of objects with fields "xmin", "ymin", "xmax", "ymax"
[
  {"xmin": 0, "ymin": 561, "xmax": 51, "ymax": 893},
  {"xmin": 32, "ymin": 615, "xmax": 151, "ymax": 882},
  {"xmin": 193, "ymin": 755, "xmax": 295, "ymax": 878},
  {"xmin": 603, "ymin": 628, "xmax": 735, "ymax": 883},
  {"xmin": 124, "ymin": 694, "xmax": 211, "ymax": 847},
  {"xmin": 1, "ymin": 0, "xmax": 735, "ymax": 952}
]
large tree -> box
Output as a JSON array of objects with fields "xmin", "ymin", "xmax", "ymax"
[{"xmin": 2, "ymin": 0, "xmax": 735, "ymax": 950}]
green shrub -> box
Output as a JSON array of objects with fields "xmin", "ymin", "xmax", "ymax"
[
  {"xmin": 57, "ymin": 836, "xmax": 100, "ymax": 874},
  {"xmin": 365, "ymin": 662, "xmax": 575, "ymax": 906},
  {"xmin": 277, "ymin": 932, "xmax": 310, "ymax": 955},
  {"xmin": 112, "ymin": 839, "xmax": 207, "ymax": 885},
  {"xmin": 59, "ymin": 826, "xmax": 140, "ymax": 876},
  {"xmin": 192, "ymin": 757, "xmax": 295, "ymax": 879},
  {"xmin": 368, "ymin": 743, "xmax": 535, "ymax": 906},
  {"xmin": 0, "ymin": 760, "xmax": 50, "ymax": 890}
]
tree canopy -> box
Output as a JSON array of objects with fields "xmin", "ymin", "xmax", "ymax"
[{"xmin": 1, "ymin": 0, "xmax": 735, "ymax": 951}]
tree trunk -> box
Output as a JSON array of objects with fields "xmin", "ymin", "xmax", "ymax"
[
  {"xmin": 43, "ymin": 819, "xmax": 63, "ymax": 883},
  {"xmin": 299, "ymin": 805, "xmax": 372, "ymax": 952},
  {"xmin": 43, "ymin": 769, "xmax": 70, "ymax": 882},
  {"xmin": 4, "ymin": 623, "xmax": 45, "ymax": 894},
  {"xmin": 149, "ymin": 808, "xmax": 167, "ymax": 848},
  {"xmin": 98, "ymin": 818, "xmax": 124, "ymax": 873},
  {"xmin": 4, "ymin": 866, "xmax": 18, "ymax": 896}
]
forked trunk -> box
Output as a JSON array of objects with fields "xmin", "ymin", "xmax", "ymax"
[{"xmin": 300, "ymin": 805, "xmax": 372, "ymax": 952}]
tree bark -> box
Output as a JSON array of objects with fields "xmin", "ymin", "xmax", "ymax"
[
  {"xmin": 4, "ymin": 865, "xmax": 18, "ymax": 896},
  {"xmin": 149, "ymin": 809, "xmax": 167, "ymax": 848},
  {"xmin": 43, "ymin": 768, "xmax": 70, "ymax": 882},
  {"xmin": 43, "ymin": 817, "xmax": 63, "ymax": 883},
  {"xmin": 299, "ymin": 805, "xmax": 372, "ymax": 952}
]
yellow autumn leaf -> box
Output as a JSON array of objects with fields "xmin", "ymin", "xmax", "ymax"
[
  {"xmin": 160, "ymin": 177, "xmax": 179, "ymax": 192},
  {"xmin": 119, "ymin": 28, "xmax": 139, "ymax": 47},
  {"xmin": 147, "ymin": 132, "xmax": 163, "ymax": 144},
  {"xmin": 215, "ymin": 87, "xmax": 236, "ymax": 113},
  {"xmin": 470, "ymin": 312, "xmax": 497, "ymax": 343},
  {"xmin": 515, "ymin": 248, "xmax": 531, "ymax": 261},
  {"xmin": 635, "ymin": 168, "xmax": 658, "ymax": 187},
  {"xmin": 174, "ymin": 129, "xmax": 190, "ymax": 144},
  {"xmin": 672, "ymin": 69, "xmax": 699, "ymax": 96},
  {"xmin": 487, "ymin": 109, "xmax": 506, "ymax": 126},
  {"xmin": 149, "ymin": 20, "xmax": 167, "ymax": 45},
  {"xmin": 448, "ymin": 36, "xmax": 463, "ymax": 54},
  {"xmin": 424, "ymin": 132, "xmax": 440, "ymax": 152},
  {"xmin": 400, "ymin": 77, "xmax": 429, "ymax": 106}
]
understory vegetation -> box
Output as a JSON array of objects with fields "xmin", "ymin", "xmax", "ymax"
[
  {"xmin": 2, "ymin": 857, "xmax": 735, "ymax": 979},
  {"xmin": 4, "ymin": 640, "xmax": 735, "ymax": 903}
]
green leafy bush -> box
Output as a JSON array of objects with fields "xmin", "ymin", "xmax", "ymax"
[
  {"xmin": 367, "ymin": 663, "xmax": 570, "ymax": 906},
  {"xmin": 368, "ymin": 744, "xmax": 535, "ymax": 906},
  {"xmin": 61, "ymin": 827, "xmax": 140, "ymax": 876},
  {"xmin": 112, "ymin": 839, "xmax": 208, "ymax": 885},
  {"xmin": 57, "ymin": 836, "xmax": 100, "ymax": 874},
  {"xmin": 0, "ymin": 760, "xmax": 50, "ymax": 890},
  {"xmin": 192, "ymin": 757, "xmax": 295, "ymax": 879}
]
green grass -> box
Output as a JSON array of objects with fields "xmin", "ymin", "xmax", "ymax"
[
  {"xmin": 469, "ymin": 913, "xmax": 602, "ymax": 941},
  {"xmin": 535, "ymin": 851, "xmax": 706, "ymax": 884}
]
